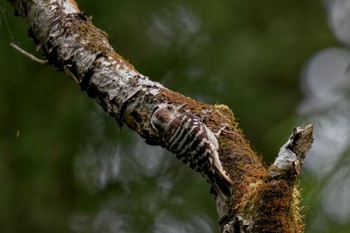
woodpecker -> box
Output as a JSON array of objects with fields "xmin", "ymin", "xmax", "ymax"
[{"xmin": 150, "ymin": 103, "xmax": 233, "ymax": 196}]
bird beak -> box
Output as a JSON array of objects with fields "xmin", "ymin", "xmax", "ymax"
[{"xmin": 176, "ymin": 103, "xmax": 188, "ymax": 111}]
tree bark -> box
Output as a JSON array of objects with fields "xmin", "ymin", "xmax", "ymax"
[{"xmin": 8, "ymin": 0, "xmax": 314, "ymax": 232}]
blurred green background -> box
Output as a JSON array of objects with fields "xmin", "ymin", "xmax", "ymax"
[{"xmin": 1, "ymin": 0, "xmax": 349, "ymax": 232}]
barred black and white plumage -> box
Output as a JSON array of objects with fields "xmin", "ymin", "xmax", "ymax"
[{"xmin": 150, "ymin": 103, "xmax": 233, "ymax": 195}]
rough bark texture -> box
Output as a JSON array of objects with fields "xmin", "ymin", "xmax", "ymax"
[{"xmin": 8, "ymin": 0, "xmax": 314, "ymax": 232}]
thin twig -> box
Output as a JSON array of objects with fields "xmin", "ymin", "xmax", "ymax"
[{"xmin": 10, "ymin": 42, "xmax": 48, "ymax": 65}]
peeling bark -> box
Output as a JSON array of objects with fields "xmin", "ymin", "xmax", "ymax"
[{"xmin": 8, "ymin": 0, "xmax": 314, "ymax": 232}]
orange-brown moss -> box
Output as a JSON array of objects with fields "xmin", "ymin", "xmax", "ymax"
[
  {"xmin": 68, "ymin": 13, "xmax": 109, "ymax": 53},
  {"xmin": 159, "ymin": 88, "xmax": 195, "ymax": 105},
  {"xmin": 236, "ymin": 174, "xmax": 303, "ymax": 233}
]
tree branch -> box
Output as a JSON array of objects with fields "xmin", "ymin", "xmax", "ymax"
[
  {"xmin": 8, "ymin": 0, "xmax": 314, "ymax": 232},
  {"xmin": 10, "ymin": 42, "xmax": 49, "ymax": 64}
]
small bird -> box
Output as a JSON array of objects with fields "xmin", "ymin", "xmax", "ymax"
[{"xmin": 151, "ymin": 103, "xmax": 233, "ymax": 197}]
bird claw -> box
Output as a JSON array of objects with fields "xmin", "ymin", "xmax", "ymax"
[{"xmin": 214, "ymin": 124, "xmax": 233, "ymax": 138}]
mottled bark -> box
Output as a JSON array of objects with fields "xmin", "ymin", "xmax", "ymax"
[{"xmin": 8, "ymin": 0, "xmax": 313, "ymax": 232}]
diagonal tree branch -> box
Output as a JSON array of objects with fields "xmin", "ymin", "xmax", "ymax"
[{"xmin": 8, "ymin": 0, "xmax": 314, "ymax": 232}]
